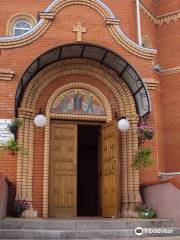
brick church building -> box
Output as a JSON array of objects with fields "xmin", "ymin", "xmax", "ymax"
[{"xmin": 0, "ymin": 0, "xmax": 180, "ymax": 219}]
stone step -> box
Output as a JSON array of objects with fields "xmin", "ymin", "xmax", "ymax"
[
  {"xmin": 1, "ymin": 238, "xmax": 180, "ymax": 240},
  {"xmin": 0, "ymin": 239, "xmax": 142, "ymax": 240},
  {"xmin": 146, "ymin": 237, "xmax": 180, "ymax": 240},
  {"xmin": 0, "ymin": 228, "xmax": 180, "ymax": 239},
  {"xmin": 0, "ymin": 239, "xmax": 179, "ymax": 240},
  {"xmin": 0, "ymin": 218, "xmax": 175, "ymax": 230},
  {"xmin": 0, "ymin": 239, "xmax": 141, "ymax": 240}
]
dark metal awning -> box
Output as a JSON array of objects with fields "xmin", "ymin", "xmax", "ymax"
[{"xmin": 15, "ymin": 43, "xmax": 151, "ymax": 117}]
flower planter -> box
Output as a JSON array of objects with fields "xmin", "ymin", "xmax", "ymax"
[
  {"xmin": 138, "ymin": 208, "xmax": 156, "ymax": 219},
  {"xmin": 136, "ymin": 205, "xmax": 156, "ymax": 219},
  {"xmin": 14, "ymin": 208, "xmax": 23, "ymax": 218},
  {"xmin": 138, "ymin": 125, "xmax": 154, "ymax": 142},
  {"xmin": 144, "ymin": 131, "xmax": 154, "ymax": 140},
  {"xmin": 13, "ymin": 199, "xmax": 30, "ymax": 218}
]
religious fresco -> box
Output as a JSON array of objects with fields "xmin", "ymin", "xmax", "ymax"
[{"xmin": 51, "ymin": 89, "xmax": 106, "ymax": 116}]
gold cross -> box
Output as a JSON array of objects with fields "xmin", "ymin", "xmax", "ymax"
[{"xmin": 73, "ymin": 22, "xmax": 86, "ymax": 42}]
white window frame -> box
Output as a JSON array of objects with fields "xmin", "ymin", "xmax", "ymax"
[{"xmin": 13, "ymin": 20, "xmax": 32, "ymax": 36}]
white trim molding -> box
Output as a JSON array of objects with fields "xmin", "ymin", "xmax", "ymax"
[
  {"xmin": 0, "ymin": 68, "xmax": 15, "ymax": 81},
  {"xmin": 0, "ymin": 0, "xmax": 157, "ymax": 60},
  {"xmin": 160, "ymin": 67, "xmax": 180, "ymax": 76},
  {"xmin": 159, "ymin": 172, "xmax": 180, "ymax": 177},
  {"xmin": 135, "ymin": 0, "xmax": 142, "ymax": 45},
  {"xmin": 143, "ymin": 78, "xmax": 159, "ymax": 90}
]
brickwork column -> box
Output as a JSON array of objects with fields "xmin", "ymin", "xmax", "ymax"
[
  {"xmin": 16, "ymin": 109, "xmax": 35, "ymax": 205},
  {"xmin": 121, "ymin": 116, "xmax": 141, "ymax": 217}
]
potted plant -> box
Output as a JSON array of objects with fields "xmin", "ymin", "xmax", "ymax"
[
  {"xmin": 136, "ymin": 205, "xmax": 156, "ymax": 219},
  {"xmin": 138, "ymin": 125, "xmax": 154, "ymax": 141},
  {"xmin": 7, "ymin": 118, "xmax": 22, "ymax": 140},
  {"xmin": 14, "ymin": 199, "xmax": 30, "ymax": 217},
  {"xmin": 132, "ymin": 147, "xmax": 154, "ymax": 170},
  {"xmin": 4, "ymin": 138, "xmax": 23, "ymax": 155}
]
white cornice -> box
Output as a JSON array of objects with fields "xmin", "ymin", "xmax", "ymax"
[{"xmin": 157, "ymin": 10, "xmax": 180, "ymax": 25}]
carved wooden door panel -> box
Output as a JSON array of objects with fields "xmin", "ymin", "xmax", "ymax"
[
  {"xmin": 101, "ymin": 120, "xmax": 119, "ymax": 217},
  {"xmin": 49, "ymin": 123, "xmax": 77, "ymax": 217}
]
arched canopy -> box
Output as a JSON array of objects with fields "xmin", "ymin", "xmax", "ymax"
[{"xmin": 15, "ymin": 43, "xmax": 151, "ymax": 118}]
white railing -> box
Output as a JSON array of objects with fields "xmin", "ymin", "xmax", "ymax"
[{"xmin": 159, "ymin": 172, "xmax": 180, "ymax": 177}]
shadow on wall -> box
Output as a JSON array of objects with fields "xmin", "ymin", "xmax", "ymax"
[
  {"xmin": 0, "ymin": 175, "xmax": 8, "ymax": 219},
  {"xmin": 142, "ymin": 180, "xmax": 180, "ymax": 226}
]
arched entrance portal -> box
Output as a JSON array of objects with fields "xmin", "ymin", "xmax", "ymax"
[
  {"xmin": 15, "ymin": 43, "xmax": 151, "ymax": 218},
  {"xmin": 47, "ymin": 85, "xmax": 118, "ymax": 218}
]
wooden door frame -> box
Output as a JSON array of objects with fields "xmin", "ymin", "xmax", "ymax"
[
  {"xmin": 101, "ymin": 120, "xmax": 120, "ymax": 218},
  {"xmin": 49, "ymin": 119, "xmax": 120, "ymax": 217},
  {"xmin": 49, "ymin": 122, "xmax": 78, "ymax": 217},
  {"xmin": 51, "ymin": 119, "xmax": 104, "ymax": 126}
]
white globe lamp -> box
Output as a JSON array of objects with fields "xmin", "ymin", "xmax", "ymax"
[
  {"xmin": 118, "ymin": 118, "xmax": 130, "ymax": 131},
  {"xmin": 34, "ymin": 109, "xmax": 47, "ymax": 128}
]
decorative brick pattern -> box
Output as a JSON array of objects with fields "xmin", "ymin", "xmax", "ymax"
[
  {"xmin": 157, "ymin": 10, "xmax": 180, "ymax": 25},
  {"xmin": 73, "ymin": 22, "xmax": 87, "ymax": 41},
  {"xmin": 17, "ymin": 59, "xmax": 141, "ymax": 218},
  {"xmin": 0, "ymin": 0, "xmax": 179, "ymax": 219},
  {"xmin": 135, "ymin": 0, "xmax": 180, "ymax": 25},
  {"xmin": 0, "ymin": 0, "xmax": 157, "ymax": 60},
  {"xmin": 142, "ymin": 35, "xmax": 152, "ymax": 48},
  {"xmin": 6, "ymin": 13, "xmax": 37, "ymax": 36},
  {"xmin": 38, "ymin": 12, "xmax": 56, "ymax": 20},
  {"xmin": 0, "ymin": 69, "xmax": 15, "ymax": 81},
  {"xmin": 144, "ymin": 78, "xmax": 159, "ymax": 90},
  {"xmin": 0, "ymin": 19, "xmax": 51, "ymax": 48},
  {"xmin": 105, "ymin": 18, "xmax": 120, "ymax": 25}
]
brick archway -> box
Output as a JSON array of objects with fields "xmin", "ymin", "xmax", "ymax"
[{"xmin": 17, "ymin": 59, "xmax": 141, "ymax": 218}]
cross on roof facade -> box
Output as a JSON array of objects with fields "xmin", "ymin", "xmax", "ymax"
[{"xmin": 73, "ymin": 22, "xmax": 86, "ymax": 42}]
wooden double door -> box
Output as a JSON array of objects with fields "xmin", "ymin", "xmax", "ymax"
[{"xmin": 49, "ymin": 120, "xmax": 120, "ymax": 218}]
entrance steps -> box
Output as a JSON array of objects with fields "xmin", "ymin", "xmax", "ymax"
[{"xmin": 0, "ymin": 218, "xmax": 179, "ymax": 239}]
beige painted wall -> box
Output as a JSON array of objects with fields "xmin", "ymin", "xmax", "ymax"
[{"xmin": 142, "ymin": 183, "xmax": 180, "ymax": 226}]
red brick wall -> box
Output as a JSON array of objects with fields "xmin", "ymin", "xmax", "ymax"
[
  {"xmin": 0, "ymin": 0, "xmax": 137, "ymax": 42},
  {"xmin": 0, "ymin": 0, "xmax": 179, "ymax": 214},
  {"xmin": 156, "ymin": 0, "xmax": 180, "ymax": 15},
  {"xmin": 0, "ymin": 0, "xmax": 51, "ymax": 36},
  {"xmin": 0, "ymin": 151, "xmax": 17, "ymax": 215},
  {"xmin": 157, "ymin": 1, "xmax": 180, "ymax": 173},
  {"xmin": 141, "ymin": 11, "xmax": 157, "ymax": 49},
  {"xmin": 140, "ymin": 89, "xmax": 164, "ymax": 184},
  {"xmin": 103, "ymin": 0, "xmax": 137, "ymax": 42},
  {"xmin": 158, "ymin": 21, "xmax": 179, "ymax": 68},
  {"xmin": 143, "ymin": 0, "xmax": 156, "ymax": 13},
  {"xmin": 160, "ymin": 74, "xmax": 180, "ymax": 172},
  {"xmin": 33, "ymin": 74, "xmax": 118, "ymax": 216}
]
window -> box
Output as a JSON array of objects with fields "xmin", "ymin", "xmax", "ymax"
[
  {"xmin": 13, "ymin": 21, "xmax": 32, "ymax": 36},
  {"xmin": 142, "ymin": 36, "xmax": 152, "ymax": 49},
  {"xmin": 142, "ymin": 40, "xmax": 150, "ymax": 48},
  {"xmin": 6, "ymin": 13, "xmax": 37, "ymax": 37},
  {"xmin": 142, "ymin": 41, "xmax": 148, "ymax": 48}
]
